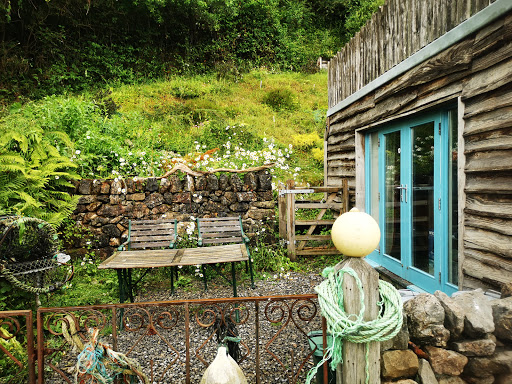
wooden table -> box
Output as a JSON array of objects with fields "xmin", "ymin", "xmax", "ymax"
[{"xmin": 99, "ymin": 244, "xmax": 250, "ymax": 302}]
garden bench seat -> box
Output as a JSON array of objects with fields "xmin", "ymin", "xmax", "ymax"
[{"xmin": 99, "ymin": 216, "xmax": 255, "ymax": 302}]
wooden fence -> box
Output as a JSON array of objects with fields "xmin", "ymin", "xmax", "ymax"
[
  {"xmin": 278, "ymin": 180, "xmax": 349, "ymax": 260},
  {"xmin": 328, "ymin": 0, "xmax": 497, "ymax": 108}
]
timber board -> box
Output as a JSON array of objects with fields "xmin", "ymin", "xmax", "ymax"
[{"xmin": 98, "ymin": 244, "xmax": 248, "ymax": 270}]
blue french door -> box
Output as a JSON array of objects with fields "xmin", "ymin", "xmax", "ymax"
[{"xmin": 365, "ymin": 109, "xmax": 458, "ymax": 294}]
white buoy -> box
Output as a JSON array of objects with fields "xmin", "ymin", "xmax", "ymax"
[{"xmin": 199, "ymin": 347, "xmax": 248, "ymax": 384}]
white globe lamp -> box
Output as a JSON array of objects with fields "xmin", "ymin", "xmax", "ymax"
[{"xmin": 331, "ymin": 207, "xmax": 381, "ymax": 257}]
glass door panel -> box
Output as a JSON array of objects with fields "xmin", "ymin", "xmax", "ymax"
[
  {"xmin": 384, "ymin": 131, "xmax": 401, "ymax": 261},
  {"xmin": 411, "ymin": 122, "xmax": 435, "ymax": 275}
]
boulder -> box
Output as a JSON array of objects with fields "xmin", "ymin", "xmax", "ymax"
[
  {"xmin": 381, "ymin": 350, "xmax": 419, "ymax": 379},
  {"xmin": 463, "ymin": 349, "xmax": 512, "ymax": 378},
  {"xmin": 145, "ymin": 177, "xmax": 159, "ymax": 192},
  {"xmin": 425, "ymin": 346, "xmax": 468, "ymax": 376},
  {"xmin": 501, "ymin": 282, "xmax": 512, "ymax": 299},
  {"xmin": 452, "ymin": 290, "xmax": 494, "ymax": 338},
  {"xmin": 462, "ymin": 375, "xmax": 494, "ymax": 384},
  {"xmin": 437, "ymin": 377, "xmax": 467, "ymax": 384},
  {"xmin": 404, "ymin": 294, "xmax": 450, "ymax": 347},
  {"xmin": 381, "ymin": 313, "xmax": 410, "ymax": 351},
  {"xmin": 450, "ymin": 338, "xmax": 496, "ymax": 357},
  {"xmin": 434, "ymin": 291, "xmax": 465, "ymax": 339},
  {"xmin": 491, "ymin": 297, "xmax": 512, "ymax": 342},
  {"xmin": 417, "ymin": 358, "xmax": 438, "ymax": 384}
]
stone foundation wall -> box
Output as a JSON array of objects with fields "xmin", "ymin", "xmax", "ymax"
[
  {"xmin": 68, "ymin": 171, "xmax": 274, "ymax": 258},
  {"xmin": 381, "ymin": 289, "xmax": 512, "ymax": 384}
]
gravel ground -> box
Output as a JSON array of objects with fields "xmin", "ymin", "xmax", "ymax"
[{"xmin": 48, "ymin": 269, "xmax": 330, "ymax": 384}]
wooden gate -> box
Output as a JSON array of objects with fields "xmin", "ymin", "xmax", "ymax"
[{"xmin": 278, "ymin": 180, "xmax": 349, "ymax": 261}]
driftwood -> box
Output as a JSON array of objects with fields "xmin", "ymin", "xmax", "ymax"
[{"xmin": 157, "ymin": 163, "xmax": 275, "ymax": 179}]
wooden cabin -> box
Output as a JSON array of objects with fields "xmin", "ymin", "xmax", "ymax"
[{"xmin": 325, "ymin": 0, "xmax": 512, "ymax": 294}]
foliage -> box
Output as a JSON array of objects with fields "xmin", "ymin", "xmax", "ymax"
[
  {"xmin": 0, "ymin": 0, "xmax": 383, "ymax": 101},
  {"xmin": 262, "ymin": 89, "xmax": 296, "ymax": 111},
  {"xmin": 0, "ymin": 327, "xmax": 28, "ymax": 384},
  {"xmin": 0, "ymin": 113, "xmax": 80, "ymax": 226}
]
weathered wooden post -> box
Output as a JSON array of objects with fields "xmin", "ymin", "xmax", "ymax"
[{"xmin": 331, "ymin": 207, "xmax": 381, "ymax": 384}]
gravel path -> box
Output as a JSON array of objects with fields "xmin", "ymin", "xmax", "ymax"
[{"xmin": 49, "ymin": 269, "xmax": 330, "ymax": 384}]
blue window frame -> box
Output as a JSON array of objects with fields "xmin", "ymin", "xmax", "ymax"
[{"xmin": 365, "ymin": 107, "xmax": 458, "ymax": 294}]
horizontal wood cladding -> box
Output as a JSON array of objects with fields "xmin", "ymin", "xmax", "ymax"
[
  {"xmin": 328, "ymin": 0, "xmax": 493, "ymax": 108},
  {"xmin": 327, "ymin": 8, "xmax": 512, "ymax": 291}
]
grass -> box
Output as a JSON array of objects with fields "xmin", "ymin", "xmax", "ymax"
[{"xmin": 1, "ymin": 70, "xmax": 327, "ymax": 186}]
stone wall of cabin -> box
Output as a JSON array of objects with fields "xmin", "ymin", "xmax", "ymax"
[
  {"xmin": 67, "ymin": 171, "xmax": 274, "ymax": 258},
  {"xmin": 326, "ymin": 10, "xmax": 512, "ymax": 291},
  {"xmin": 378, "ymin": 289, "xmax": 512, "ymax": 384}
]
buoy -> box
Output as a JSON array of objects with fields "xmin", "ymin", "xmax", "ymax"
[{"xmin": 199, "ymin": 346, "xmax": 248, "ymax": 384}]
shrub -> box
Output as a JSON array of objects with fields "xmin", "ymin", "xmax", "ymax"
[{"xmin": 262, "ymin": 89, "xmax": 296, "ymax": 111}]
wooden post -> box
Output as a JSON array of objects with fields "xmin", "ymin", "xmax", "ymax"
[
  {"xmin": 278, "ymin": 191, "xmax": 287, "ymax": 240},
  {"xmin": 285, "ymin": 180, "xmax": 296, "ymax": 261},
  {"xmin": 335, "ymin": 257, "xmax": 380, "ymax": 384}
]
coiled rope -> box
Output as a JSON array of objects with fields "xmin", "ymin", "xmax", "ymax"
[{"xmin": 306, "ymin": 266, "xmax": 403, "ymax": 384}]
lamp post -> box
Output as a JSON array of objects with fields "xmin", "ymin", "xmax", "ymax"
[{"xmin": 331, "ymin": 207, "xmax": 381, "ymax": 384}]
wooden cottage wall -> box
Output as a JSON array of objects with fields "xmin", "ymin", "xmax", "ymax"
[
  {"xmin": 326, "ymin": 10, "xmax": 512, "ymax": 290},
  {"xmin": 328, "ymin": 0, "xmax": 498, "ymax": 108}
]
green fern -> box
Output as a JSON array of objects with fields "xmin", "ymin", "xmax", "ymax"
[{"xmin": 0, "ymin": 124, "xmax": 80, "ymax": 226}]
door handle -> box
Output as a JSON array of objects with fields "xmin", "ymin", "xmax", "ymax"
[{"xmin": 395, "ymin": 184, "xmax": 408, "ymax": 202}]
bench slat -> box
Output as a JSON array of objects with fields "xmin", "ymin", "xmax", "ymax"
[
  {"xmin": 130, "ymin": 235, "xmax": 175, "ymax": 242},
  {"xmin": 130, "ymin": 242, "xmax": 174, "ymax": 249}
]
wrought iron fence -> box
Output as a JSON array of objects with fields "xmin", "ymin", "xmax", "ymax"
[
  {"xmin": 34, "ymin": 294, "xmax": 329, "ymax": 384},
  {"xmin": 0, "ymin": 310, "xmax": 36, "ymax": 384}
]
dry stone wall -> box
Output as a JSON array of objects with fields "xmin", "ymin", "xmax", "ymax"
[
  {"xmin": 381, "ymin": 289, "xmax": 512, "ymax": 384},
  {"xmin": 68, "ymin": 171, "xmax": 274, "ymax": 258}
]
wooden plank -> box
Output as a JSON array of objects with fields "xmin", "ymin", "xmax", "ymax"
[
  {"xmin": 297, "ymin": 193, "xmax": 337, "ymax": 251},
  {"xmin": 296, "ymin": 248, "xmax": 340, "ymax": 256},
  {"xmin": 465, "ymin": 174, "xmax": 512, "ymax": 194},
  {"xmin": 463, "ymin": 57, "xmax": 512, "ymax": 99},
  {"xmin": 464, "ymin": 85, "xmax": 512, "ymax": 119},
  {"xmin": 463, "ymin": 106, "xmax": 512, "ymax": 136},
  {"xmin": 465, "ymin": 195, "xmax": 512, "ymax": 219},
  {"xmin": 295, "ymin": 202, "xmax": 340, "ymax": 210},
  {"xmin": 278, "ymin": 193, "xmax": 287, "ymax": 239},
  {"xmin": 296, "ymin": 235, "xmax": 332, "ymax": 241},
  {"xmin": 130, "ymin": 235, "xmax": 175, "ymax": 242},
  {"xmin": 130, "ymin": 242, "xmax": 174, "ymax": 249},
  {"xmin": 464, "ymin": 213, "xmax": 512, "ymax": 236},
  {"xmin": 296, "ymin": 220, "xmax": 336, "ymax": 226},
  {"xmin": 98, "ymin": 249, "xmax": 179, "ymax": 269},
  {"xmin": 465, "ymin": 150, "xmax": 512, "ymax": 172},
  {"xmin": 464, "ymin": 226, "xmax": 512, "ymax": 259},
  {"xmin": 463, "ymin": 250, "xmax": 512, "ymax": 287},
  {"xmin": 286, "ymin": 180, "xmax": 296, "ymax": 260}
]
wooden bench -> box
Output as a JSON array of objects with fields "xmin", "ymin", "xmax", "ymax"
[
  {"xmin": 99, "ymin": 219, "xmax": 178, "ymax": 302},
  {"xmin": 99, "ymin": 216, "xmax": 255, "ymax": 302}
]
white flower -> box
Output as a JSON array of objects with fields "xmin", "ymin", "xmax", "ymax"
[
  {"xmin": 121, "ymin": 188, "xmax": 126, "ymax": 194},
  {"xmin": 75, "ymin": 150, "xmax": 81, "ymax": 155},
  {"xmin": 55, "ymin": 176, "xmax": 59, "ymax": 179},
  {"xmin": 86, "ymin": 135, "xmax": 90, "ymax": 139}
]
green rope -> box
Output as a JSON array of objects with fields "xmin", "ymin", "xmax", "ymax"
[
  {"xmin": 0, "ymin": 262, "xmax": 59, "ymax": 294},
  {"xmin": 306, "ymin": 266, "xmax": 403, "ymax": 384}
]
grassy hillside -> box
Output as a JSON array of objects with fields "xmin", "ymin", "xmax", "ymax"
[{"xmin": 2, "ymin": 70, "xmax": 328, "ymax": 187}]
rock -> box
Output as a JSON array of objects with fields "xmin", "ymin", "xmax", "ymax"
[
  {"xmin": 78, "ymin": 195, "xmax": 96, "ymax": 204},
  {"xmin": 219, "ymin": 174, "xmax": 230, "ymax": 190},
  {"xmin": 100, "ymin": 181, "xmax": 110, "ymax": 194},
  {"xmin": 491, "ymin": 297, "xmax": 512, "ymax": 342},
  {"xmin": 404, "ymin": 294, "xmax": 450, "ymax": 347},
  {"xmin": 195, "ymin": 176, "xmax": 207, "ymax": 191},
  {"xmin": 258, "ymin": 171, "xmax": 272, "ymax": 191},
  {"xmin": 501, "ymin": 282, "xmax": 512, "ymax": 298},
  {"xmin": 462, "ymin": 375, "xmax": 494, "ymax": 384},
  {"xmin": 207, "ymin": 174, "xmax": 219, "ymax": 191},
  {"xmin": 145, "ymin": 177, "xmax": 159, "ymax": 192},
  {"xmin": 244, "ymin": 172, "xmax": 258, "ymax": 191},
  {"xmin": 127, "ymin": 193, "xmax": 146, "ymax": 201},
  {"xmin": 463, "ymin": 350, "xmax": 512, "ymax": 377},
  {"xmin": 246, "ymin": 208, "xmax": 274, "ymax": 221},
  {"xmin": 437, "ymin": 377, "xmax": 467, "ymax": 384},
  {"xmin": 381, "ymin": 350, "xmax": 419, "ymax": 379},
  {"xmin": 450, "ymin": 338, "xmax": 496, "ymax": 356},
  {"xmin": 169, "ymin": 175, "xmax": 182, "ymax": 193},
  {"xmin": 145, "ymin": 193, "xmax": 164, "ymax": 209},
  {"xmin": 230, "ymin": 174, "xmax": 243, "ymax": 192},
  {"xmin": 172, "ymin": 192, "xmax": 191, "ymax": 204},
  {"xmin": 435, "ymin": 291, "xmax": 465, "ymax": 340},
  {"xmin": 159, "ymin": 177, "xmax": 170, "ymax": 193},
  {"xmin": 102, "ymin": 224, "xmax": 121, "ymax": 238},
  {"xmin": 236, "ymin": 192, "xmax": 256, "ymax": 202},
  {"xmin": 417, "ymin": 358, "xmax": 438, "ymax": 384},
  {"xmin": 78, "ymin": 179, "xmax": 93, "ymax": 194},
  {"xmin": 381, "ymin": 314, "xmax": 410, "ymax": 351},
  {"xmin": 86, "ymin": 201, "xmax": 102, "ymax": 212},
  {"xmin": 111, "ymin": 179, "xmax": 124, "ymax": 195},
  {"xmin": 425, "ymin": 346, "xmax": 468, "ymax": 376},
  {"xmin": 452, "ymin": 291, "xmax": 494, "ymax": 338},
  {"xmin": 383, "ymin": 380, "xmax": 418, "ymax": 384},
  {"xmin": 495, "ymin": 372, "xmax": 512, "ymax": 384}
]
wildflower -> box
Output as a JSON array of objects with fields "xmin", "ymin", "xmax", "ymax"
[
  {"xmin": 75, "ymin": 150, "xmax": 81, "ymax": 155},
  {"xmin": 86, "ymin": 135, "xmax": 91, "ymax": 139},
  {"xmin": 55, "ymin": 176, "xmax": 59, "ymax": 179}
]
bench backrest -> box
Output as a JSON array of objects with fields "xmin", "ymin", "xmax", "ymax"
[
  {"xmin": 197, "ymin": 216, "xmax": 246, "ymax": 245},
  {"xmin": 128, "ymin": 219, "xmax": 177, "ymax": 250}
]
